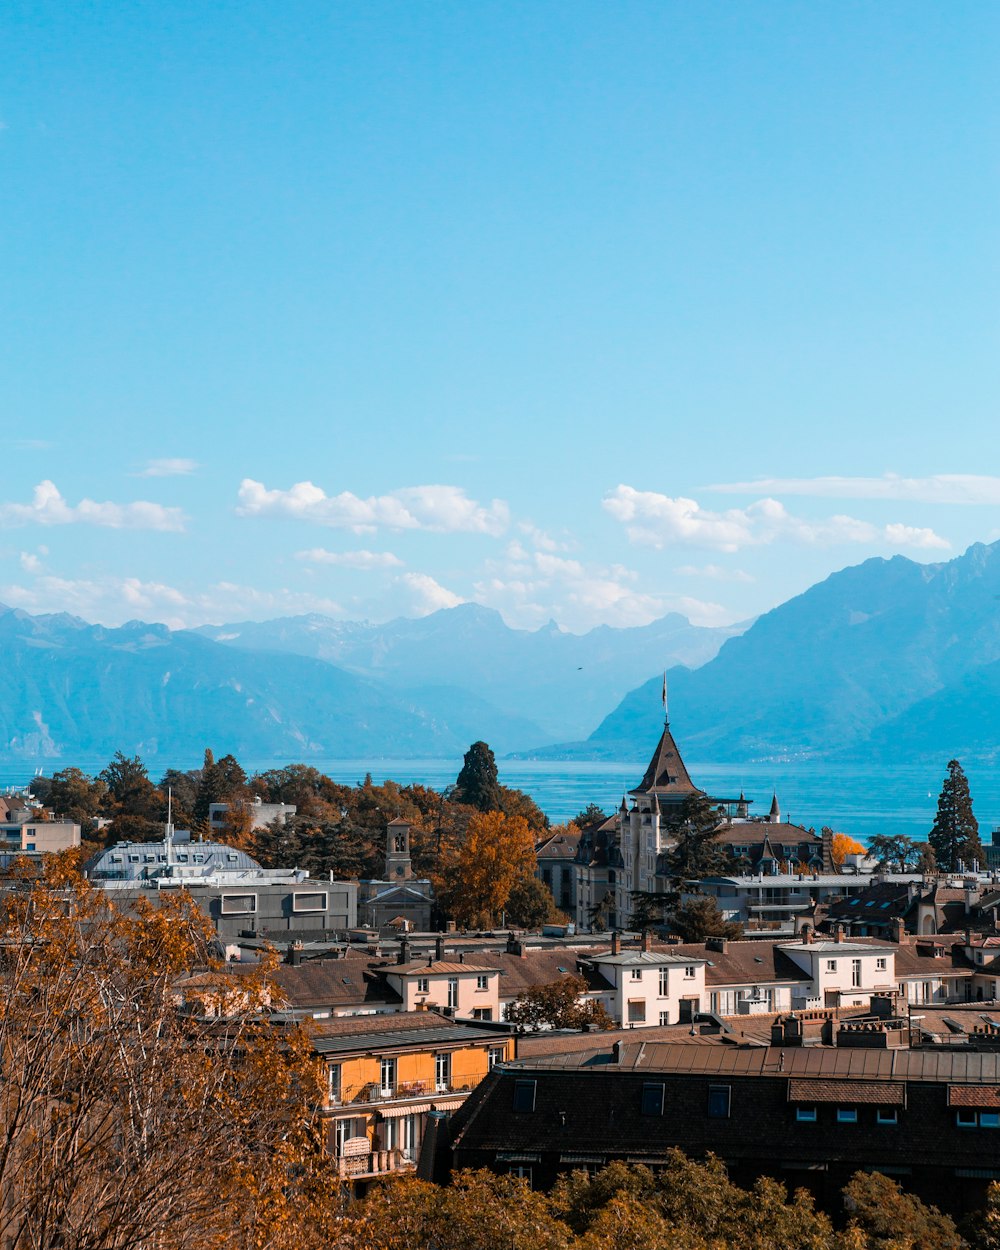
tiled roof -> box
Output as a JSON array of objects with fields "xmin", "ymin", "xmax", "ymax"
[
  {"xmin": 713, "ymin": 822, "xmax": 820, "ymax": 846},
  {"xmin": 389, "ymin": 961, "xmax": 498, "ymax": 976},
  {"xmin": 536, "ymin": 830, "xmax": 582, "ymax": 860},
  {"xmin": 787, "ymin": 1078, "xmax": 905, "ymax": 1105},
  {"xmin": 462, "ymin": 950, "xmax": 613, "ymax": 996},
  {"xmin": 272, "ymin": 955, "xmax": 401, "ymax": 1008},
  {"xmin": 664, "ymin": 940, "xmax": 812, "ymax": 987},
  {"xmin": 949, "ymin": 1085, "xmax": 1000, "ymax": 1107},
  {"xmin": 311, "ymin": 1019, "xmax": 506, "ymax": 1057},
  {"xmin": 629, "ymin": 723, "xmax": 702, "ymax": 799}
]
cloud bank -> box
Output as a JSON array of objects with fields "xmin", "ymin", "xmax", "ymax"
[
  {"xmin": 706, "ymin": 473, "xmax": 1000, "ymax": 505},
  {"xmin": 0, "ymin": 481, "xmax": 185, "ymax": 532}
]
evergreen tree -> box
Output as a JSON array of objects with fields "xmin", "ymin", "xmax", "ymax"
[
  {"xmin": 929, "ymin": 759, "xmax": 984, "ymax": 871},
  {"xmin": 661, "ymin": 794, "xmax": 728, "ymax": 883},
  {"xmin": 455, "ymin": 741, "xmax": 502, "ymax": 812}
]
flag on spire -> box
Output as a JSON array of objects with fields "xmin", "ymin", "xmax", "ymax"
[{"xmin": 661, "ymin": 672, "xmax": 668, "ymax": 720}]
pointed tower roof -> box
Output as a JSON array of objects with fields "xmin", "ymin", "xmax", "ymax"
[
  {"xmin": 769, "ymin": 792, "xmax": 781, "ymax": 822},
  {"xmin": 629, "ymin": 719, "xmax": 703, "ymax": 800}
]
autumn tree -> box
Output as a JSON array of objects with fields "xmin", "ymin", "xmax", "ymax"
[
  {"xmin": 437, "ymin": 810, "xmax": 537, "ymax": 928},
  {"xmin": 0, "ymin": 868, "xmax": 336, "ymax": 1250},
  {"xmin": 842, "ymin": 1170, "xmax": 962, "ymax": 1250},
  {"xmin": 43, "ymin": 767, "xmax": 108, "ymax": 837},
  {"xmin": 194, "ymin": 749, "xmax": 249, "ymax": 825},
  {"xmin": 455, "ymin": 741, "xmax": 503, "ymax": 812},
  {"xmin": 830, "ymin": 831, "xmax": 866, "ymax": 868},
  {"xmin": 506, "ymin": 975, "xmax": 614, "ymax": 1031},
  {"xmin": 929, "ymin": 759, "xmax": 984, "ymax": 871}
]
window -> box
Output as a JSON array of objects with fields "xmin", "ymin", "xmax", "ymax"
[
  {"xmin": 220, "ymin": 894, "xmax": 256, "ymax": 915},
  {"xmin": 684, "ymin": 966, "xmax": 696, "ymax": 979},
  {"xmin": 659, "ymin": 1011, "xmax": 670, "ymax": 1025},
  {"xmin": 380, "ymin": 1057, "xmax": 396, "ymax": 1096},
  {"xmin": 956, "ymin": 1110, "xmax": 978, "ymax": 1128},
  {"xmin": 488, "ymin": 1047, "xmax": 505, "ymax": 1068},
  {"xmin": 128, "ymin": 854, "xmax": 140, "ymax": 863},
  {"xmin": 476, "ymin": 974, "xmax": 489, "ymax": 990},
  {"xmin": 876, "ymin": 957, "xmax": 887, "ymax": 971},
  {"xmin": 227, "ymin": 853, "xmax": 239, "ymax": 862},
  {"xmin": 416, "ymin": 977, "xmax": 429, "ymax": 994},
  {"xmin": 658, "ymin": 969, "xmax": 669, "ymax": 996},
  {"xmin": 447, "ymin": 978, "xmax": 459, "ymax": 1008},
  {"xmin": 327, "ymin": 1064, "xmax": 341, "ymax": 1104},
  {"xmin": 876, "ymin": 1108, "xmax": 898, "ymax": 1125},
  {"xmin": 293, "ymin": 892, "xmax": 328, "ymax": 912},
  {"xmin": 512, "ymin": 1079, "xmax": 536, "ymax": 1112},
  {"xmin": 472, "ymin": 1008, "xmax": 493, "ymax": 1021},
  {"xmin": 627, "ymin": 1000, "xmax": 646, "ymax": 1024},
  {"xmin": 981, "ymin": 1112, "xmax": 1000, "ymax": 1129},
  {"xmin": 508, "ymin": 1165, "xmax": 532, "ymax": 1183},
  {"xmin": 707, "ymin": 1085, "xmax": 731, "ymax": 1119},
  {"xmin": 641, "ymin": 1083, "xmax": 664, "ymax": 1116},
  {"xmin": 630, "ymin": 969, "xmax": 643, "ymax": 981},
  {"xmin": 852, "ymin": 959, "xmax": 862, "ymax": 988},
  {"xmin": 796, "ymin": 1106, "xmax": 817, "ymax": 1122},
  {"xmin": 837, "ymin": 1108, "xmax": 858, "ymax": 1124},
  {"xmin": 825, "ymin": 960, "xmax": 837, "ymax": 972}
]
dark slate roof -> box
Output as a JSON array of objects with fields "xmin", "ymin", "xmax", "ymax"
[
  {"xmin": 310, "ymin": 1016, "xmax": 506, "ymax": 1057},
  {"xmin": 629, "ymin": 722, "xmax": 703, "ymax": 800}
]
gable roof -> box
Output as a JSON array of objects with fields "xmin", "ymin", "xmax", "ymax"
[{"xmin": 271, "ymin": 952, "xmax": 401, "ymax": 1009}]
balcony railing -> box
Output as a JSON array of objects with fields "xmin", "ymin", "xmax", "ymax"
[
  {"xmin": 336, "ymin": 1147, "xmax": 413, "ymax": 1179},
  {"xmin": 327, "ymin": 1070, "xmax": 489, "ymax": 1110}
]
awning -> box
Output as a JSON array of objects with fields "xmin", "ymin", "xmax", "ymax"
[{"xmin": 787, "ymin": 1079, "xmax": 905, "ymax": 1106}]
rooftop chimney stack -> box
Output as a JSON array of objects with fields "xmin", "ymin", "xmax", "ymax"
[{"xmin": 611, "ymin": 931, "xmax": 620, "ymax": 956}]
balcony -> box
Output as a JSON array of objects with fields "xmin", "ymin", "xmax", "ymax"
[
  {"xmin": 328, "ymin": 1070, "xmax": 489, "ymax": 1111},
  {"xmin": 336, "ymin": 1146, "xmax": 414, "ymax": 1180}
]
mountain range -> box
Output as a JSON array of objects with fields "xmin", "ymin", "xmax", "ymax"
[
  {"xmin": 2, "ymin": 538, "xmax": 999, "ymax": 770},
  {"xmin": 0, "ymin": 603, "xmax": 738, "ymax": 764},
  {"xmin": 547, "ymin": 540, "xmax": 1000, "ymax": 765}
]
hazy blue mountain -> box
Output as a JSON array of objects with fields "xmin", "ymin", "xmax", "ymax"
[
  {"xmin": 535, "ymin": 540, "xmax": 1000, "ymax": 764},
  {"xmin": 0, "ymin": 607, "xmax": 547, "ymax": 763},
  {"xmin": 195, "ymin": 603, "xmax": 745, "ymax": 741}
]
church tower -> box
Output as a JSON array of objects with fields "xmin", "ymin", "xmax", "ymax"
[{"xmin": 385, "ymin": 817, "xmax": 413, "ymax": 880}]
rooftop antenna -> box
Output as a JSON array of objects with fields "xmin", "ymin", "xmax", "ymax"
[{"xmin": 165, "ymin": 786, "xmax": 174, "ymax": 868}]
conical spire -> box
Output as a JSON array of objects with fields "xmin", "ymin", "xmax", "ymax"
[
  {"xmin": 630, "ymin": 720, "xmax": 702, "ymax": 799},
  {"xmin": 769, "ymin": 792, "xmax": 781, "ymax": 823}
]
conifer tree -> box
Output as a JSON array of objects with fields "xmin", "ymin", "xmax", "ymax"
[
  {"xmin": 929, "ymin": 759, "xmax": 984, "ymax": 871},
  {"xmin": 455, "ymin": 741, "xmax": 502, "ymax": 812}
]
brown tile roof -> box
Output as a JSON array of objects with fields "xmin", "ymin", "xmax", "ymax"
[
  {"xmin": 462, "ymin": 950, "xmax": 612, "ymax": 996},
  {"xmin": 661, "ymin": 940, "xmax": 812, "ymax": 987},
  {"xmin": 787, "ymin": 1078, "xmax": 905, "ymax": 1105},
  {"xmin": 271, "ymin": 955, "xmax": 401, "ymax": 1009},
  {"xmin": 949, "ymin": 1085, "xmax": 1000, "ymax": 1107},
  {"xmin": 307, "ymin": 1010, "xmax": 452, "ymax": 1040},
  {"xmin": 536, "ymin": 829, "xmax": 582, "ymax": 860},
  {"xmin": 893, "ymin": 935, "xmax": 975, "ymax": 979},
  {"xmin": 713, "ymin": 822, "xmax": 819, "ymax": 846},
  {"xmin": 389, "ymin": 961, "xmax": 498, "ymax": 976}
]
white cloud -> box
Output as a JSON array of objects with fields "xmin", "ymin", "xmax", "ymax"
[
  {"xmin": 19, "ymin": 551, "xmax": 43, "ymax": 574},
  {"xmin": 706, "ymin": 473, "xmax": 1000, "ymax": 505},
  {"xmin": 0, "ymin": 481, "xmax": 185, "ymax": 532},
  {"xmin": 473, "ymin": 537, "xmax": 733, "ymax": 631},
  {"xmin": 138, "ymin": 457, "xmax": 200, "ymax": 477},
  {"xmin": 674, "ymin": 563, "xmax": 755, "ymax": 583},
  {"xmin": 396, "ymin": 572, "xmax": 464, "ymax": 615},
  {"xmin": 603, "ymin": 485, "xmax": 949, "ymax": 552},
  {"xmin": 295, "ymin": 547, "xmax": 403, "ymax": 569},
  {"xmin": 237, "ymin": 479, "xmax": 509, "ymax": 536}
]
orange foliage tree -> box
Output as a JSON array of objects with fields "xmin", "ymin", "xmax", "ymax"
[
  {"xmin": 0, "ymin": 862, "xmax": 336, "ymax": 1250},
  {"xmin": 830, "ymin": 831, "xmax": 866, "ymax": 867},
  {"xmin": 435, "ymin": 811, "xmax": 537, "ymax": 929}
]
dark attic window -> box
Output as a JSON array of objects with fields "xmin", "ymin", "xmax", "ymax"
[
  {"xmin": 513, "ymin": 1079, "xmax": 537, "ymax": 1113},
  {"xmin": 641, "ymin": 1082, "xmax": 665, "ymax": 1116},
  {"xmin": 707, "ymin": 1085, "xmax": 731, "ymax": 1118}
]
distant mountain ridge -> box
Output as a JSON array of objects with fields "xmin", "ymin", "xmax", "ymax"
[
  {"xmin": 537, "ymin": 540, "xmax": 1000, "ymax": 765},
  {"xmin": 194, "ymin": 603, "xmax": 745, "ymax": 743},
  {"xmin": 0, "ymin": 603, "xmax": 742, "ymax": 764}
]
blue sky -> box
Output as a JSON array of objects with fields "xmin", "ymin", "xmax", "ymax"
[{"xmin": 1, "ymin": 2, "xmax": 998, "ymax": 632}]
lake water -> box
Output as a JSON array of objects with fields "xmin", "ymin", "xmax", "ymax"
[{"xmin": 7, "ymin": 754, "xmax": 998, "ymax": 845}]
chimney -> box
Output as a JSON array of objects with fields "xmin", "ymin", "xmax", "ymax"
[
  {"xmin": 770, "ymin": 1020, "xmax": 785, "ymax": 1047},
  {"xmin": 611, "ymin": 1040, "xmax": 622, "ymax": 1063},
  {"xmin": 889, "ymin": 917, "xmax": 906, "ymax": 945},
  {"xmin": 803, "ymin": 925, "xmax": 814, "ymax": 945},
  {"xmin": 834, "ymin": 924, "xmax": 845, "ymax": 944},
  {"xmin": 435, "ymin": 934, "xmax": 445, "ymax": 961},
  {"xmin": 705, "ymin": 937, "xmax": 729, "ymax": 954},
  {"xmin": 611, "ymin": 931, "xmax": 620, "ymax": 956},
  {"xmin": 641, "ymin": 930, "xmax": 652, "ymax": 952},
  {"xmin": 398, "ymin": 938, "xmax": 411, "ymax": 966},
  {"xmin": 506, "ymin": 930, "xmax": 517, "ymax": 955},
  {"xmin": 783, "ymin": 1015, "xmax": 803, "ymax": 1047},
  {"xmin": 286, "ymin": 939, "xmax": 304, "ymax": 967}
]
